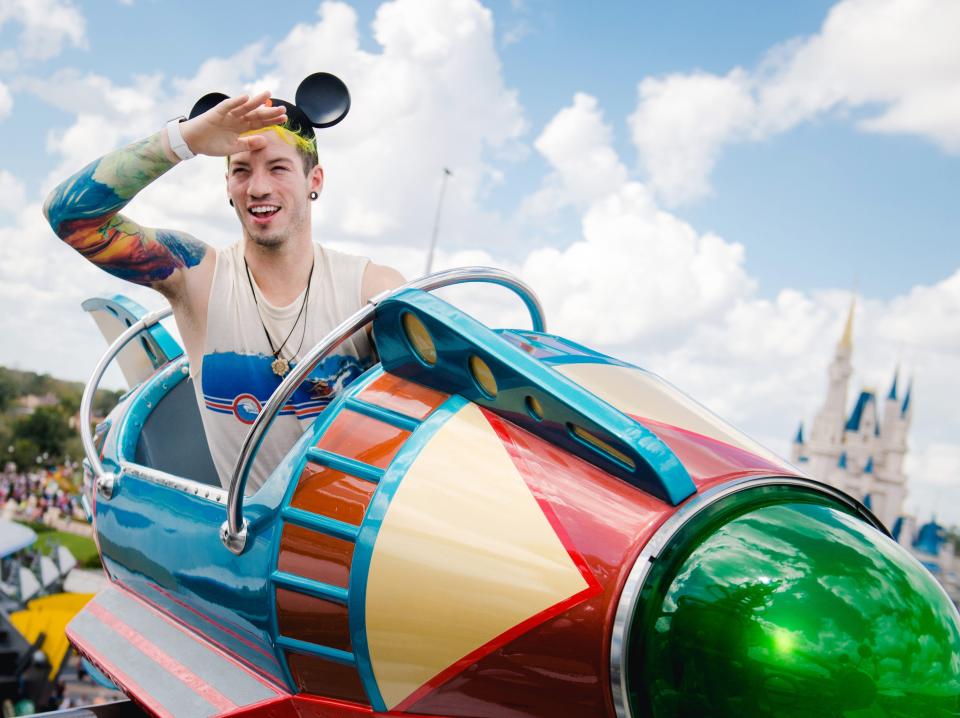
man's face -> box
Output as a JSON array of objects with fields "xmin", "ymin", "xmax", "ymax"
[{"xmin": 226, "ymin": 131, "xmax": 322, "ymax": 249}]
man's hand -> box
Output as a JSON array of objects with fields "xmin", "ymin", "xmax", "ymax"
[{"xmin": 171, "ymin": 92, "xmax": 288, "ymax": 160}]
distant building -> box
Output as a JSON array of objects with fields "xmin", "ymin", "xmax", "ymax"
[
  {"xmin": 790, "ymin": 299, "xmax": 910, "ymax": 530},
  {"xmin": 791, "ymin": 301, "xmax": 959, "ymax": 606},
  {"xmin": 891, "ymin": 515, "xmax": 959, "ymax": 605},
  {"xmin": 13, "ymin": 393, "xmax": 59, "ymax": 416}
]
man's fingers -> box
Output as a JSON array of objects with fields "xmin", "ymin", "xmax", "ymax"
[
  {"xmin": 250, "ymin": 106, "xmax": 287, "ymax": 126},
  {"xmin": 237, "ymin": 134, "xmax": 268, "ymax": 152},
  {"xmin": 217, "ymin": 95, "xmax": 248, "ymax": 115},
  {"xmin": 229, "ymin": 90, "xmax": 273, "ymax": 118}
]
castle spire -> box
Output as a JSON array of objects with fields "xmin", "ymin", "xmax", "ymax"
[
  {"xmin": 838, "ymin": 295, "xmax": 856, "ymax": 352},
  {"xmin": 887, "ymin": 365, "xmax": 899, "ymax": 401},
  {"xmin": 902, "ymin": 377, "xmax": 912, "ymax": 416}
]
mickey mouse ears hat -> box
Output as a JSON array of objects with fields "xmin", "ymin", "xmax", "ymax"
[{"xmin": 189, "ymin": 72, "xmax": 351, "ymax": 140}]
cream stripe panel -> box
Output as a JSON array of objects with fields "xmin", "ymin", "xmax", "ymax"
[{"xmin": 365, "ymin": 402, "xmax": 588, "ymax": 710}]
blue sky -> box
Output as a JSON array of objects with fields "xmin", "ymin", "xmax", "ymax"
[
  {"xmin": 3, "ymin": 0, "xmax": 957, "ymax": 298},
  {"xmin": 1, "ymin": 0, "xmax": 958, "ymax": 521}
]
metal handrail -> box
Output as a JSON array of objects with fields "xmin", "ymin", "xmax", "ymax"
[
  {"xmin": 80, "ymin": 306, "xmax": 173, "ymax": 497},
  {"xmin": 221, "ymin": 266, "xmax": 546, "ymax": 554}
]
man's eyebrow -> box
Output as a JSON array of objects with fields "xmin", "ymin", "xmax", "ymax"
[
  {"xmin": 231, "ymin": 160, "xmax": 250, "ymax": 169},
  {"xmin": 267, "ymin": 157, "xmax": 294, "ymax": 166}
]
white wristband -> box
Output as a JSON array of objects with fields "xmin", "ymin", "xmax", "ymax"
[{"xmin": 165, "ymin": 117, "xmax": 195, "ymax": 161}]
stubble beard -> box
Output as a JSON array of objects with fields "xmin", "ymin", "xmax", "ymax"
[{"xmin": 243, "ymin": 202, "xmax": 309, "ymax": 251}]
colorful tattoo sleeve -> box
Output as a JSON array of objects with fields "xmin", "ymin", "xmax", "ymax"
[{"xmin": 44, "ymin": 133, "xmax": 207, "ymax": 285}]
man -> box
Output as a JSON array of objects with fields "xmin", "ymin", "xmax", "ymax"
[{"xmin": 44, "ymin": 91, "xmax": 405, "ymax": 491}]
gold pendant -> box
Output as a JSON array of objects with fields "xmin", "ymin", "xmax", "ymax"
[{"xmin": 271, "ymin": 357, "xmax": 290, "ymax": 377}]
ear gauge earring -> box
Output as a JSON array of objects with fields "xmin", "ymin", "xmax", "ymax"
[
  {"xmin": 309, "ymin": 191, "xmax": 318, "ymax": 200},
  {"xmin": 229, "ymin": 198, "xmax": 234, "ymax": 207}
]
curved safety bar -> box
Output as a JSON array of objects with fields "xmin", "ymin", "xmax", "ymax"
[
  {"xmin": 221, "ymin": 266, "xmax": 545, "ymax": 554},
  {"xmin": 80, "ymin": 306, "xmax": 174, "ymax": 491}
]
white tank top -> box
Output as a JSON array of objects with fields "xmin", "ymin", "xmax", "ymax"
[{"xmin": 194, "ymin": 242, "xmax": 373, "ymax": 493}]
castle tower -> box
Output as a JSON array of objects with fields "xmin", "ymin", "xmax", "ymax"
[
  {"xmin": 791, "ymin": 301, "xmax": 911, "ymax": 530},
  {"xmin": 805, "ymin": 298, "xmax": 855, "ymax": 479},
  {"xmin": 790, "ymin": 422, "xmax": 805, "ymax": 464}
]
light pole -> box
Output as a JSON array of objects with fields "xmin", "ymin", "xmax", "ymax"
[{"xmin": 424, "ymin": 167, "xmax": 453, "ymax": 275}]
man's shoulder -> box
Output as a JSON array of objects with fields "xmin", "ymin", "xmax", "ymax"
[{"xmin": 314, "ymin": 242, "xmax": 371, "ymax": 264}]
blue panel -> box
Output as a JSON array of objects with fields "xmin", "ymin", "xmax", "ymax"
[
  {"xmin": 270, "ymin": 571, "xmax": 349, "ymax": 604},
  {"xmin": 498, "ymin": 329, "xmax": 630, "ymax": 366},
  {"xmin": 275, "ymin": 636, "xmax": 356, "ymax": 666},
  {"xmin": 306, "ymin": 448, "xmax": 385, "ymax": 484},
  {"xmin": 349, "ymin": 394, "xmax": 469, "ymax": 713},
  {"xmin": 372, "ymin": 290, "xmax": 695, "ymax": 505},
  {"xmin": 94, "ymin": 472, "xmax": 287, "ymax": 686},
  {"xmin": 343, "ymin": 397, "xmax": 422, "ymax": 431},
  {"xmin": 281, "ymin": 506, "xmax": 360, "ymax": 542}
]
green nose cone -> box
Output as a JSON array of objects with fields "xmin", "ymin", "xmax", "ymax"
[{"xmin": 626, "ymin": 493, "xmax": 960, "ymax": 717}]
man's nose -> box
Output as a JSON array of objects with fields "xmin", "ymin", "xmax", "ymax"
[{"xmin": 247, "ymin": 168, "xmax": 273, "ymax": 198}]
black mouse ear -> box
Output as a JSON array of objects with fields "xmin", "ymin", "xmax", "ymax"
[
  {"xmin": 295, "ymin": 73, "xmax": 350, "ymax": 128},
  {"xmin": 189, "ymin": 92, "xmax": 229, "ymax": 120}
]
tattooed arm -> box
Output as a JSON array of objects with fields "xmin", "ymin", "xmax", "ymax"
[
  {"xmin": 43, "ymin": 92, "xmax": 287, "ymax": 300},
  {"xmin": 43, "ymin": 132, "xmax": 207, "ymax": 296}
]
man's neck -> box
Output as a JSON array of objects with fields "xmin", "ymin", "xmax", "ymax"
[{"xmin": 242, "ymin": 235, "xmax": 314, "ymax": 306}]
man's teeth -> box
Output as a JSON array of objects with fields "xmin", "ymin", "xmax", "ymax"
[{"xmin": 250, "ymin": 206, "xmax": 279, "ymax": 215}]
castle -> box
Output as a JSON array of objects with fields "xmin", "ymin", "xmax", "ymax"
[
  {"xmin": 790, "ymin": 300, "xmax": 911, "ymax": 530},
  {"xmin": 790, "ymin": 302, "xmax": 959, "ymax": 605}
]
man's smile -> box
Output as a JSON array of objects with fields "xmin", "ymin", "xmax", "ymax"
[{"xmin": 248, "ymin": 204, "xmax": 281, "ymax": 223}]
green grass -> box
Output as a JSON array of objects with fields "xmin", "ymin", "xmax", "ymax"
[{"xmin": 32, "ymin": 529, "xmax": 101, "ymax": 569}]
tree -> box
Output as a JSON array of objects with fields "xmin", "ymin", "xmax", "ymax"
[
  {"xmin": 0, "ymin": 369, "xmax": 16, "ymax": 412},
  {"xmin": 93, "ymin": 388, "xmax": 123, "ymax": 418},
  {"xmin": 13, "ymin": 406, "xmax": 71, "ymax": 462}
]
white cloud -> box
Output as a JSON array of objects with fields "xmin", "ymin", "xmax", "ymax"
[
  {"xmin": 758, "ymin": 0, "xmax": 960, "ymax": 148},
  {"xmin": 0, "ymin": 0, "xmax": 86, "ymax": 69},
  {"xmin": 630, "ymin": 0, "xmax": 960, "ymax": 204},
  {"xmin": 628, "ymin": 70, "xmax": 755, "ymax": 206},
  {"xmin": 521, "ymin": 183, "xmax": 751, "ymax": 345},
  {"xmin": 0, "ymin": 169, "xmax": 26, "ymax": 215},
  {"xmin": 522, "ymin": 92, "xmax": 627, "ymax": 215},
  {"xmin": 0, "ymin": 81, "xmax": 11, "ymax": 120}
]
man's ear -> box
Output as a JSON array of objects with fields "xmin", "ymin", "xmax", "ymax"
[{"xmin": 310, "ymin": 164, "xmax": 324, "ymax": 196}]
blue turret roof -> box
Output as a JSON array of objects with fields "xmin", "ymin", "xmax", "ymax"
[
  {"xmin": 913, "ymin": 519, "xmax": 945, "ymax": 556},
  {"xmin": 862, "ymin": 493, "xmax": 872, "ymax": 509},
  {"xmin": 887, "ymin": 368, "xmax": 898, "ymax": 400},
  {"xmin": 794, "ymin": 422, "xmax": 804, "ymax": 444},
  {"xmin": 891, "ymin": 516, "xmax": 903, "ymax": 541},
  {"xmin": 864, "ymin": 456, "xmax": 874, "ymax": 473},
  {"xmin": 901, "ymin": 379, "xmax": 912, "ymax": 416},
  {"xmin": 845, "ymin": 390, "xmax": 879, "ymax": 434},
  {"xmin": 838, "ymin": 452, "xmax": 847, "ymax": 469}
]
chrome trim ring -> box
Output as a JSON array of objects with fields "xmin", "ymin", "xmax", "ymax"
[
  {"xmin": 118, "ymin": 461, "xmax": 227, "ymax": 505},
  {"xmin": 608, "ymin": 475, "xmax": 882, "ymax": 718},
  {"xmin": 80, "ymin": 306, "xmax": 173, "ymax": 483}
]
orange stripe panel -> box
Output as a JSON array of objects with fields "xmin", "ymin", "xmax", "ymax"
[
  {"xmin": 275, "ymin": 588, "xmax": 352, "ymax": 654},
  {"xmin": 290, "ymin": 463, "xmax": 376, "ymax": 525},
  {"xmin": 277, "ymin": 525, "xmax": 353, "ymax": 589},
  {"xmin": 286, "ymin": 653, "xmax": 369, "ymax": 705},
  {"xmin": 357, "ymin": 372, "xmax": 448, "ymax": 420},
  {"xmin": 315, "ymin": 409, "xmax": 410, "ymax": 470}
]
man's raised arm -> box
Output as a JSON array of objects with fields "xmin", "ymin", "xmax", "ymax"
[
  {"xmin": 42, "ymin": 92, "xmax": 287, "ymax": 299},
  {"xmin": 43, "ymin": 132, "xmax": 205, "ymax": 296}
]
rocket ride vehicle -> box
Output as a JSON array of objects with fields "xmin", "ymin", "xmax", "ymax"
[{"xmin": 70, "ymin": 268, "xmax": 960, "ymax": 718}]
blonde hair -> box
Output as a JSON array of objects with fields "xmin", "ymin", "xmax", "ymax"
[{"xmin": 229, "ymin": 122, "xmax": 319, "ymax": 174}]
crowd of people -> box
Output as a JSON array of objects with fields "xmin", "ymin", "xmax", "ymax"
[{"xmin": 0, "ymin": 463, "xmax": 86, "ymax": 526}]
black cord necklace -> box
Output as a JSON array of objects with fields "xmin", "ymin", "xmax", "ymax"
[{"xmin": 244, "ymin": 256, "xmax": 314, "ymax": 377}]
